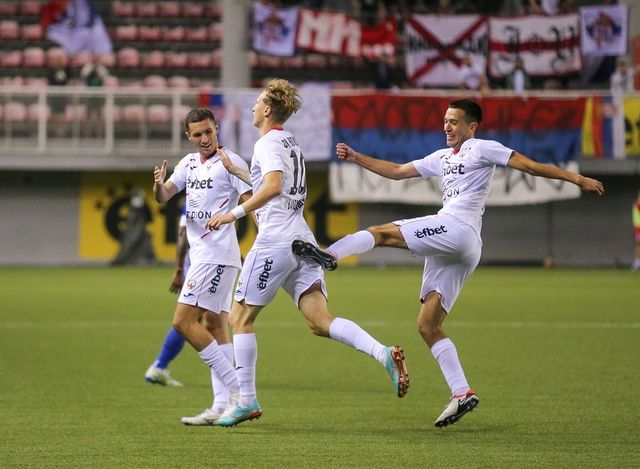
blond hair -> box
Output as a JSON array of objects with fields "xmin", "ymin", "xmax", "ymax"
[{"xmin": 262, "ymin": 79, "xmax": 302, "ymax": 123}]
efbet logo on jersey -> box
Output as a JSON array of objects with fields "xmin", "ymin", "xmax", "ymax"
[
  {"xmin": 208, "ymin": 265, "xmax": 226, "ymax": 294},
  {"xmin": 442, "ymin": 163, "xmax": 465, "ymax": 176},
  {"xmin": 257, "ymin": 258, "xmax": 274, "ymax": 291},
  {"xmin": 414, "ymin": 225, "xmax": 447, "ymax": 239},
  {"xmin": 187, "ymin": 176, "xmax": 215, "ymax": 190}
]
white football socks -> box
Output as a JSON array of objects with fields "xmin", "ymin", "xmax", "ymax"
[
  {"xmin": 233, "ymin": 333, "xmax": 258, "ymax": 408},
  {"xmin": 327, "ymin": 230, "xmax": 375, "ymax": 260},
  {"xmin": 329, "ymin": 317, "xmax": 386, "ymax": 365},
  {"xmin": 210, "ymin": 342, "xmax": 234, "ymax": 414},
  {"xmin": 198, "ymin": 340, "xmax": 238, "ymax": 393},
  {"xmin": 430, "ymin": 338, "xmax": 469, "ymax": 396}
]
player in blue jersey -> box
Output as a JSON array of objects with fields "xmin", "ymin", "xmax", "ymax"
[{"xmin": 293, "ymin": 99, "xmax": 604, "ymax": 427}]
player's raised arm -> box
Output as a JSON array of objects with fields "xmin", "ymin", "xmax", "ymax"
[
  {"xmin": 153, "ymin": 160, "xmax": 178, "ymax": 202},
  {"xmin": 507, "ymin": 152, "xmax": 605, "ymax": 195},
  {"xmin": 219, "ymin": 147, "xmax": 252, "ymax": 187},
  {"xmin": 336, "ymin": 142, "xmax": 420, "ymax": 180}
]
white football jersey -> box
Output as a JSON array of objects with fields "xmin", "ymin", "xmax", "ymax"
[
  {"xmin": 412, "ymin": 138, "xmax": 513, "ymax": 233},
  {"xmin": 168, "ymin": 148, "xmax": 251, "ymax": 268},
  {"xmin": 250, "ymin": 129, "xmax": 315, "ymax": 248}
]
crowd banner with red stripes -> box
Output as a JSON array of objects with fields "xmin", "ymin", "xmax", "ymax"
[
  {"xmin": 580, "ymin": 5, "xmax": 628, "ymax": 57},
  {"xmin": 252, "ymin": 2, "xmax": 299, "ymax": 57},
  {"xmin": 330, "ymin": 94, "xmax": 584, "ymax": 205},
  {"xmin": 296, "ymin": 8, "xmax": 361, "ymax": 57},
  {"xmin": 404, "ymin": 15, "xmax": 487, "ymax": 87},
  {"xmin": 488, "ymin": 14, "xmax": 581, "ymax": 78}
]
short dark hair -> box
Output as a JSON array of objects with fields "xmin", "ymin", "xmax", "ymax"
[
  {"xmin": 184, "ymin": 108, "xmax": 218, "ymax": 132},
  {"xmin": 448, "ymin": 99, "xmax": 482, "ymax": 124}
]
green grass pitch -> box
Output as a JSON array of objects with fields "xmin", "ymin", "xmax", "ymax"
[{"xmin": 1, "ymin": 266, "xmax": 638, "ymax": 468}]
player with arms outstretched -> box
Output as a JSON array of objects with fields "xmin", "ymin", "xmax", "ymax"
[{"xmin": 293, "ymin": 99, "xmax": 604, "ymax": 427}]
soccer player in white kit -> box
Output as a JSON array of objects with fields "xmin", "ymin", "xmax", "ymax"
[
  {"xmin": 293, "ymin": 99, "xmax": 605, "ymax": 427},
  {"xmin": 153, "ymin": 108, "xmax": 252, "ymax": 425},
  {"xmin": 205, "ymin": 79, "xmax": 409, "ymax": 427}
]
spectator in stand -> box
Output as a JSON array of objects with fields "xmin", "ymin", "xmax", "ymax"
[
  {"xmin": 610, "ymin": 59, "xmax": 639, "ymax": 158},
  {"xmin": 459, "ymin": 56, "xmax": 490, "ymax": 94},
  {"xmin": 610, "ymin": 59, "xmax": 637, "ymax": 94},
  {"xmin": 528, "ymin": 0, "xmax": 573, "ymax": 15},
  {"xmin": 505, "ymin": 56, "xmax": 532, "ymax": 93},
  {"xmin": 47, "ymin": 52, "xmax": 70, "ymax": 137},
  {"xmin": 633, "ymin": 191, "xmax": 640, "ymax": 271},
  {"xmin": 80, "ymin": 55, "xmax": 109, "ymax": 137},
  {"xmin": 366, "ymin": 52, "xmax": 403, "ymax": 90}
]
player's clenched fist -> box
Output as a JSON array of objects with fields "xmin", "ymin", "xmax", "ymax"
[
  {"xmin": 336, "ymin": 143, "xmax": 357, "ymax": 162},
  {"xmin": 154, "ymin": 160, "xmax": 168, "ymax": 184}
]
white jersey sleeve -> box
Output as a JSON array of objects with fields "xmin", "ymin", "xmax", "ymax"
[
  {"xmin": 412, "ymin": 150, "xmax": 445, "ymax": 178},
  {"xmin": 474, "ymin": 139, "xmax": 513, "ymax": 167}
]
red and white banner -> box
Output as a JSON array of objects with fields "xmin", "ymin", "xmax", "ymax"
[
  {"xmin": 252, "ymin": 2, "xmax": 299, "ymax": 57},
  {"xmin": 580, "ymin": 5, "xmax": 628, "ymax": 57},
  {"xmin": 360, "ymin": 19, "xmax": 396, "ymax": 58},
  {"xmin": 488, "ymin": 14, "xmax": 581, "ymax": 78},
  {"xmin": 404, "ymin": 15, "xmax": 487, "ymax": 87},
  {"xmin": 296, "ymin": 9, "xmax": 361, "ymax": 57}
]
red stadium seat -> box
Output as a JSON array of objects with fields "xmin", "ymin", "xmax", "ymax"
[
  {"xmin": 70, "ymin": 51, "xmax": 93, "ymax": 69},
  {"xmin": 115, "ymin": 25, "xmax": 138, "ymax": 41},
  {"xmin": 168, "ymin": 75, "xmax": 190, "ymax": 89},
  {"xmin": 28, "ymin": 103, "xmax": 51, "ymax": 122},
  {"xmin": 188, "ymin": 52, "xmax": 212, "ymax": 69},
  {"xmin": 112, "ymin": 1, "xmax": 135, "ymax": 17},
  {"xmin": 209, "ymin": 22, "xmax": 223, "ymax": 42},
  {"xmin": 185, "ymin": 26, "xmax": 208, "ymax": 42},
  {"xmin": 19, "ymin": 1, "xmax": 42, "ymax": 16},
  {"xmin": 143, "ymin": 74, "xmax": 168, "ymax": 88},
  {"xmin": 136, "ymin": 2, "xmax": 159, "ymax": 17},
  {"xmin": 1, "ymin": 50, "xmax": 22, "ymax": 67},
  {"xmin": 64, "ymin": 104, "xmax": 88, "ymax": 123},
  {"xmin": 142, "ymin": 51, "xmax": 165, "ymax": 69},
  {"xmin": 117, "ymin": 47, "xmax": 140, "ymax": 68},
  {"xmin": 21, "ymin": 23, "xmax": 44, "ymax": 41},
  {"xmin": 159, "ymin": 1, "xmax": 181, "ymax": 17},
  {"xmin": 122, "ymin": 104, "xmax": 146, "ymax": 122},
  {"xmin": 162, "ymin": 26, "xmax": 185, "ymax": 42},
  {"xmin": 4, "ymin": 102, "xmax": 28, "ymax": 123},
  {"xmin": 23, "ymin": 47, "xmax": 46, "ymax": 67},
  {"xmin": 46, "ymin": 47, "xmax": 69, "ymax": 67},
  {"xmin": 103, "ymin": 75, "xmax": 120, "ymax": 88},
  {"xmin": 98, "ymin": 52, "xmax": 116, "ymax": 68},
  {"xmin": 0, "ymin": 20, "xmax": 20, "ymax": 40},
  {"xmin": 139, "ymin": 26, "xmax": 162, "ymax": 42},
  {"xmin": 164, "ymin": 51, "xmax": 188, "ymax": 68},
  {"xmin": 0, "ymin": 3, "xmax": 17, "ymax": 16},
  {"xmin": 25, "ymin": 77, "xmax": 48, "ymax": 88},
  {"xmin": 182, "ymin": 2, "xmax": 205, "ymax": 17},
  {"xmin": 147, "ymin": 104, "xmax": 171, "ymax": 124}
]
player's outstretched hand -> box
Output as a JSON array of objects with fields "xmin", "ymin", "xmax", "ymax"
[
  {"xmin": 578, "ymin": 176, "xmax": 605, "ymax": 196},
  {"xmin": 218, "ymin": 147, "xmax": 234, "ymax": 172},
  {"xmin": 336, "ymin": 143, "xmax": 357, "ymax": 162},
  {"xmin": 154, "ymin": 160, "xmax": 168, "ymax": 184},
  {"xmin": 169, "ymin": 270, "xmax": 184, "ymax": 294},
  {"xmin": 205, "ymin": 213, "xmax": 236, "ymax": 231}
]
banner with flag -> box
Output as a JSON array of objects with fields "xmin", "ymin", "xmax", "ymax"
[
  {"xmin": 488, "ymin": 14, "xmax": 580, "ymax": 78},
  {"xmin": 580, "ymin": 5, "xmax": 628, "ymax": 57},
  {"xmin": 404, "ymin": 14, "xmax": 487, "ymax": 87},
  {"xmin": 296, "ymin": 8, "xmax": 361, "ymax": 57},
  {"xmin": 330, "ymin": 95, "xmax": 584, "ymax": 205},
  {"xmin": 46, "ymin": 0, "xmax": 113, "ymax": 55},
  {"xmin": 252, "ymin": 2, "xmax": 299, "ymax": 57}
]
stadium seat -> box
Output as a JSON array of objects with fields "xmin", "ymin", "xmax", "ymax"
[
  {"xmin": 138, "ymin": 26, "xmax": 162, "ymax": 42},
  {"xmin": 174, "ymin": 104, "xmax": 192, "ymax": 121},
  {"xmin": 136, "ymin": 2, "xmax": 159, "ymax": 17},
  {"xmin": 259, "ymin": 55, "xmax": 283, "ymax": 69},
  {"xmin": 159, "ymin": 1, "xmax": 181, "ymax": 17},
  {"xmin": 21, "ymin": 23, "xmax": 44, "ymax": 41},
  {"xmin": 246, "ymin": 51, "xmax": 258, "ymax": 68},
  {"xmin": 112, "ymin": 1, "xmax": 135, "ymax": 17},
  {"xmin": 168, "ymin": 75, "xmax": 190, "ymax": 89},
  {"xmin": 188, "ymin": 52, "xmax": 212, "ymax": 69},
  {"xmin": 25, "ymin": 77, "xmax": 48, "ymax": 88},
  {"xmin": 28, "ymin": 103, "xmax": 51, "ymax": 122},
  {"xmin": 115, "ymin": 25, "xmax": 138, "ymax": 41},
  {"xmin": 185, "ymin": 26, "xmax": 208, "ymax": 42},
  {"xmin": 163, "ymin": 26, "xmax": 185, "ymax": 42},
  {"xmin": 64, "ymin": 104, "xmax": 88, "ymax": 123},
  {"xmin": 0, "ymin": 20, "xmax": 20, "ymax": 40},
  {"xmin": 46, "ymin": 47, "xmax": 69, "ymax": 67},
  {"xmin": 211, "ymin": 49, "xmax": 222, "ymax": 68},
  {"xmin": 207, "ymin": 1, "xmax": 223, "ymax": 18},
  {"xmin": 147, "ymin": 104, "xmax": 171, "ymax": 124},
  {"xmin": 209, "ymin": 23, "xmax": 223, "ymax": 42},
  {"xmin": 103, "ymin": 75, "xmax": 120, "ymax": 88},
  {"xmin": 0, "ymin": 3, "xmax": 17, "ymax": 16},
  {"xmin": 19, "ymin": 1, "xmax": 42, "ymax": 16},
  {"xmin": 1, "ymin": 50, "xmax": 22, "ymax": 67},
  {"xmin": 23, "ymin": 47, "xmax": 46, "ymax": 67},
  {"xmin": 281, "ymin": 55, "xmax": 305, "ymax": 69},
  {"xmin": 4, "ymin": 102, "xmax": 28, "ymax": 123},
  {"xmin": 122, "ymin": 104, "xmax": 146, "ymax": 122},
  {"xmin": 143, "ymin": 75, "xmax": 167, "ymax": 88},
  {"xmin": 98, "ymin": 52, "xmax": 116, "ymax": 68},
  {"xmin": 1, "ymin": 76, "xmax": 24, "ymax": 86},
  {"xmin": 164, "ymin": 51, "xmax": 188, "ymax": 68},
  {"xmin": 142, "ymin": 51, "xmax": 165, "ymax": 69},
  {"xmin": 70, "ymin": 51, "xmax": 93, "ymax": 69},
  {"xmin": 182, "ymin": 2, "xmax": 205, "ymax": 17},
  {"xmin": 117, "ymin": 47, "xmax": 140, "ymax": 68}
]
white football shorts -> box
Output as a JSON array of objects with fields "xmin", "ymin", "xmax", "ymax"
[
  {"xmin": 394, "ymin": 213, "xmax": 482, "ymax": 313},
  {"xmin": 178, "ymin": 262, "xmax": 239, "ymax": 314},
  {"xmin": 234, "ymin": 245, "xmax": 327, "ymax": 306}
]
